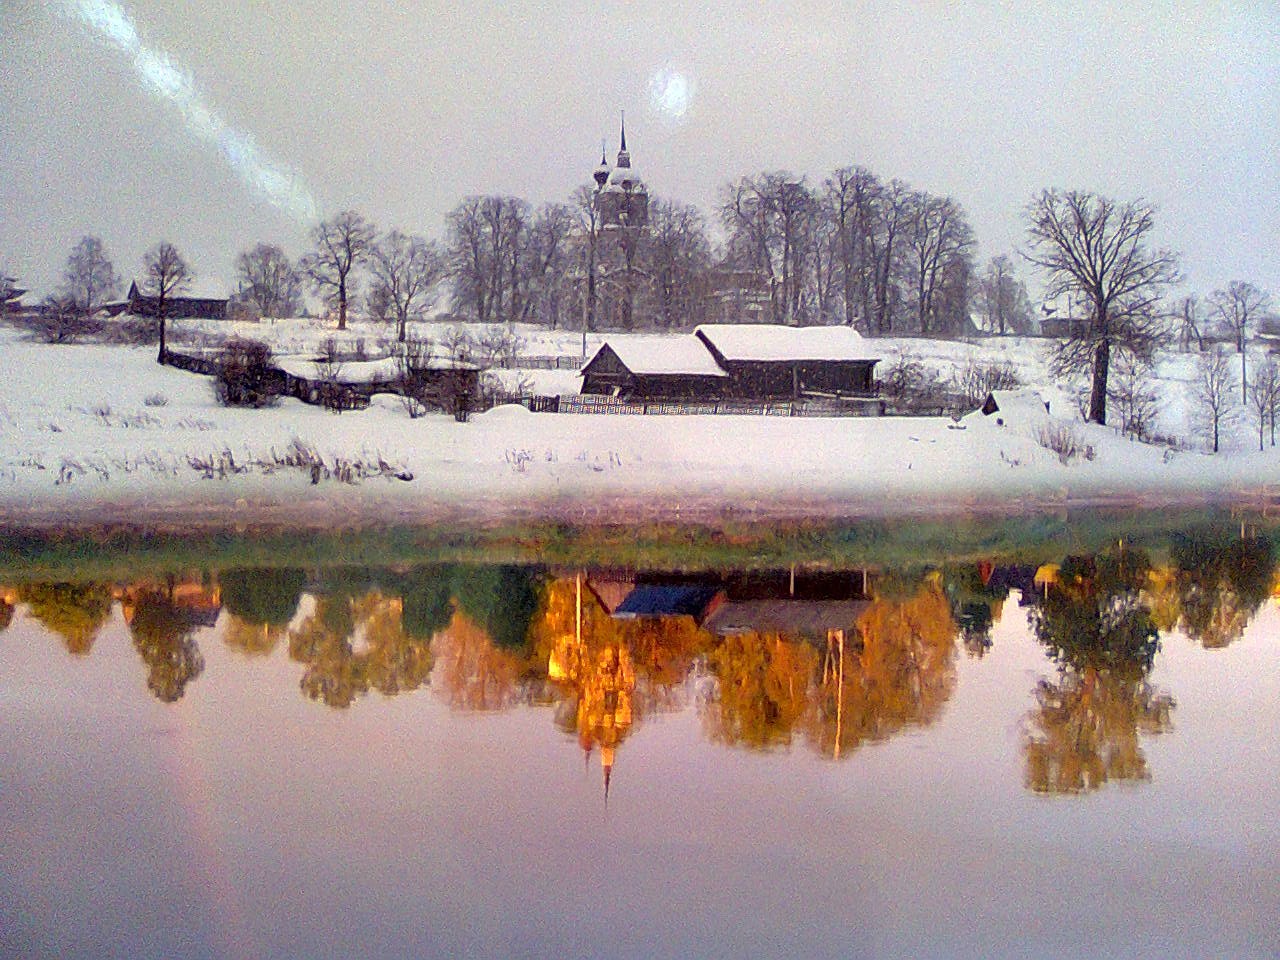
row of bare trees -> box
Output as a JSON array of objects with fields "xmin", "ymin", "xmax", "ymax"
[{"xmin": 720, "ymin": 168, "xmax": 983, "ymax": 334}]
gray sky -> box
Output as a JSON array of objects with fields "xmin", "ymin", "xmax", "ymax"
[{"xmin": 3, "ymin": 0, "xmax": 1278, "ymax": 302}]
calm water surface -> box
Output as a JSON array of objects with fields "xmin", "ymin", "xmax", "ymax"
[{"xmin": 1, "ymin": 520, "xmax": 1278, "ymax": 959}]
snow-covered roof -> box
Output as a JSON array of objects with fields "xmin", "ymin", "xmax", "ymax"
[
  {"xmin": 695, "ymin": 324, "xmax": 879, "ymax": 362},
  {"xmin": 982, "ymin": 389, "xmax": 1050, "ymax": 422},
  {"xmin": 276, "ymin": 356, "xmax": 401, "ymax": 384},
  {"xmin": 277, "ymin": 354, "xmax": 478, "ymax": 383},
  {"xmin": 584, "ymin": 336, "xmax": 728, "ymax": 377},
  {"xmin": 607, "ymin": 165, "xmax": 645, "ymax": 189},
  {"xmin": 131, "ymin": 278, "xmax": 230, "ymax": 300}
]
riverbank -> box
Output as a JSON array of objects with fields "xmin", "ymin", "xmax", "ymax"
[{"xmin": 3, "ymin": 328, "xmax": 1278, "ymax": 534}]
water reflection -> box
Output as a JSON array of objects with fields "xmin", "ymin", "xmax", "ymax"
[
  {"xmin": 1022, "ymin": 549, "xmax": 1174, "ymax": 794},
  {"xmin": 2, "ymin": 525, "xmax": 1278, "ymax": 800}
]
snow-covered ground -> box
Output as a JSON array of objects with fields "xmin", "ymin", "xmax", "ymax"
[{"xmin": 1, "ymin": 321, "xmax": 1277, "ymax": 528}]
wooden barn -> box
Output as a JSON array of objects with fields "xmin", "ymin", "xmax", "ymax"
[
  {"xmin": 579, "ymin": 338, "xmax": 729, "ymax": 399},
  {"xmin": 123, "ymin": 279, "xmax": 230, "ymax": 320},
  {"xmin": 693, "ymin": 324, "xmax": 879, "ymax": 400}
]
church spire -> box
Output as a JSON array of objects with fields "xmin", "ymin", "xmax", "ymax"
[{"xmin": 616, "ymin": 111, "xmax": 630, "ymax": 169}]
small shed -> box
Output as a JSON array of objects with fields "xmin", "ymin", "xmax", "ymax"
[
  {"xmin": 694, "ymin": 324, "xmax": 879, "ymax": 400},
  {"xmin": 580, "ymin": 337, "xmax": 729, "ymax": 400},
  {"xmin": 980, "ymin": 389, "xmax": 1050, "ymax": 426}
]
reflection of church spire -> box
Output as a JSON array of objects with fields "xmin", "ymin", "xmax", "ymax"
[{"xmin": 603, "ymin": 745, "xmax": 614, "ymax": 808}]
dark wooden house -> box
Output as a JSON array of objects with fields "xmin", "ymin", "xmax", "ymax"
[
  {"xmin": 694, "ymin": 324, "xmax": 878, "ymax": 400},
  {"xmin": 125, "ymin": 280, "xmax": 230, "ymax": 320},
  {"xmin": 580, "ymin": 339, "xmax": 729, "ymax": 399}
]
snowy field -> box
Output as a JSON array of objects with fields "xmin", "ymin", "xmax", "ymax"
[{"xmin": 1, "ymin": 320, "xmax": 1277, "ymax": 528}]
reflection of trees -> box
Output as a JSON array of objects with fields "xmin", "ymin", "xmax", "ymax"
[
  {"xmin": 222, "ymin": 615, "xmax": 285, "ymax": 657},
  {"xmin": 431, "ymin": 609, "xmax": 529, "ymax": 711},
  {"xmin": 807, "ymin": 578, "xmax": 957, "ymax": 759},
  {"xmin": 288, "ymin": 591, "xmax": 432, "ymax": 708},
  {"xmin": 219, "ymin": 568, "xmax": 305, "ymax": 627},
  {"xmin": 704, "ymin": 632, "xmax": 816, "ymax": 749},
  {"xmin": 451, "ymin": 565, "xmax": 542, "ymax": 650},
  {"xmin": 1024, "ymin": 669, "xmax": 1174, "ymax": 794},
  {"xmin": 19, "ymin": 581, "xmax": 114, "ymax": 655},
  {"xmin": 942, "ymin": 564, "xmax": 1003, "ymax": 658},
  {"xmin": 1172, "ymin": 533, "xmax": 1275, "ymax": 649},
  {"xmin": 128, "ymin": 589, "xmax": 205, "ymax": 703},
  {"xmin": 1024, "ymin": 550, "xmax": 1174, "ymax": 795}
]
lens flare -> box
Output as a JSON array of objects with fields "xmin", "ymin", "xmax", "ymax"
[
  {"xmin": 647, "ymin": 66, "xmax": 693, "ymax": 121},
  {"xmin": 64, "ymin": 0, "xmax": 318, "ymax": 224}
]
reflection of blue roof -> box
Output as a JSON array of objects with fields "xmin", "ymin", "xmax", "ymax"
[{"xmin": 614, "ymin": 584, "xmax": 722, "ymax": 621}]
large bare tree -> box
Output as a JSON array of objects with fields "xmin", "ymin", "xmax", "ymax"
[
  {"xmin": 1207, "ymin": 280, "xmax": 1270, "ymax": 402},
  {"xmin": 445, "ymin": 196, "xmax": 530, "ymax": 324},
  {"xmin": 301, "ymin": 210, "xmax": 375, "ymax": 330},
  {"xmin": 906, "ymin": 192, "xmax": 974, "ymax": 335},
  {"xmin": 141, "ymin": 241, "xmax": 191, "ymax": 362},
  {"xmin": 61, "ymin": 236, "xmax": 120, "ymax": 315},
  {"xmin": 369, "ymin": 231, "xmax": 444, "ymax": 342},
  {"xmin": 1025, "ymin": 189, "xmax": 1179, "ymax": 425},
  {"xmin": 234, "ymin": 243, "xmax": 302, "ymax": 319}
]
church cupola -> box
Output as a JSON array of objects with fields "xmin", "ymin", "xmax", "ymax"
[{"xmin": 593, "ymin": 142, "xmax": 610, "ymax": 188}]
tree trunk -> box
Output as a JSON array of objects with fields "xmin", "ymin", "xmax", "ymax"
[
  {"xmin": 338, "ymin": 278, "xmax": 348, "ymax": 330},
  {"xmin": 1089, "ymin": 339, "xmax": 1110, "ymax": 425},
  {"xmin": 156, "ymin": 293, "xmax": 167, "ymax": 364},
  {"xmin": 1241, "ymin": 349, "xmax": 1247, "ymax": 404}
]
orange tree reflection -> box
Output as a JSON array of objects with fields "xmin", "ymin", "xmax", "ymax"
[{"xmin": 17, "ymin": 581, "xmax": 114, "ymax": 655}]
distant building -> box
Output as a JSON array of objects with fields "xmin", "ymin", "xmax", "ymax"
[{"xmin": 119, "ymin": 279, "xmax": 230, "ymax": 320}]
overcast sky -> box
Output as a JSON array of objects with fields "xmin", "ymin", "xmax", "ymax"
[{"xmin": 3, "ymin": 0, "xmax": 1277, "ymax": 302}]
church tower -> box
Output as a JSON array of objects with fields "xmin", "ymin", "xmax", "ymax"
[{"xmin": 595, "ymin": 115, "xmax": 648, "ymax": 231}]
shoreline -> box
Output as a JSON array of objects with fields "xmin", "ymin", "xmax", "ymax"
[{"xmin": 2, "ymin": 485, "xmax": 1274, "ymax": 537}]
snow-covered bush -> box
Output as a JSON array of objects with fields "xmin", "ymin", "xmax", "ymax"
[
  {"xmin": 880, "ymin": 346, "xmax": 944, "ymax": 407},
  {"xmin": 143, "ymin": 393, "xmax": 169, "ymax": 408},
  {"xmin": 955, "ymin": 358, "xmax": 1021, "ymax": 408},
  {"xmin": 1035, "ymin": 423, "xmax": 1095, "ymax": 465},
  {"xmin": 214, "ymin": 339, "xmax": 280, "ymax": 408}
]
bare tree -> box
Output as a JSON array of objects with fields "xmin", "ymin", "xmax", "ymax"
[
  {"xmin": 978, "ymin": 254, "xmax": 1033, "ymax": 335},
  {"xmin": 1107, "ymin": 352, "xmax": 1160, "ymax": 441},
  {"xmin": 142, "ymin": 241, "xmax": 192, "ymax": 363},
  {"xmin": 445, "ymin": 196, "xmax": 531, "ymax": 324},
  {"xmin": 1194, "ymin": 347, "xmax": 1237, "ymax": 454},
  {"xmin": 721, "ymin": 172, "xmax": 817, "ymax": 325},
  {"xmin": 301, "ymin": 210, "xmax": 375, "ymax": 330},
  {"xmin": 61, "ymin": 236, "xmax": 120, "ymax": 315},
  {"xmin": 1024, "ymin": 189, "xmax": 1179, "ymax": 425},
  {"xmin": 234, "ymin": 243, "xmax": 302, "ymax": 319},
  {"xmin": 369, "ymin": 231, "xmax": 444, "ymax": 342},
  {"xmin": 1177, "ymin": 293, "xmax": 1205, "ymax": 352},
  {"xmin": 1207, "ymin": 281, "xmax": 1270, "ymax": 403},
  {"xmin": 906, "ymin": 192, "xmax": 975, "ymax": 336},
  {"xmin": 1247, "ymin": 357, "xmax": 1280, "ymax": 450},
  {"xmin": 520, "ymin": 202, "xmax": 576, "ymax": 327},
  {"xmin": 823, "ymin": 166, "xmax": 882, "ymax": 330},
  {"xmin": 646, "ymin": 197, "xmax": 711, "ymax": 330},
  {"xmin": 571, "ymin": 184, "xmax": 603, "ymax": 335}
]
